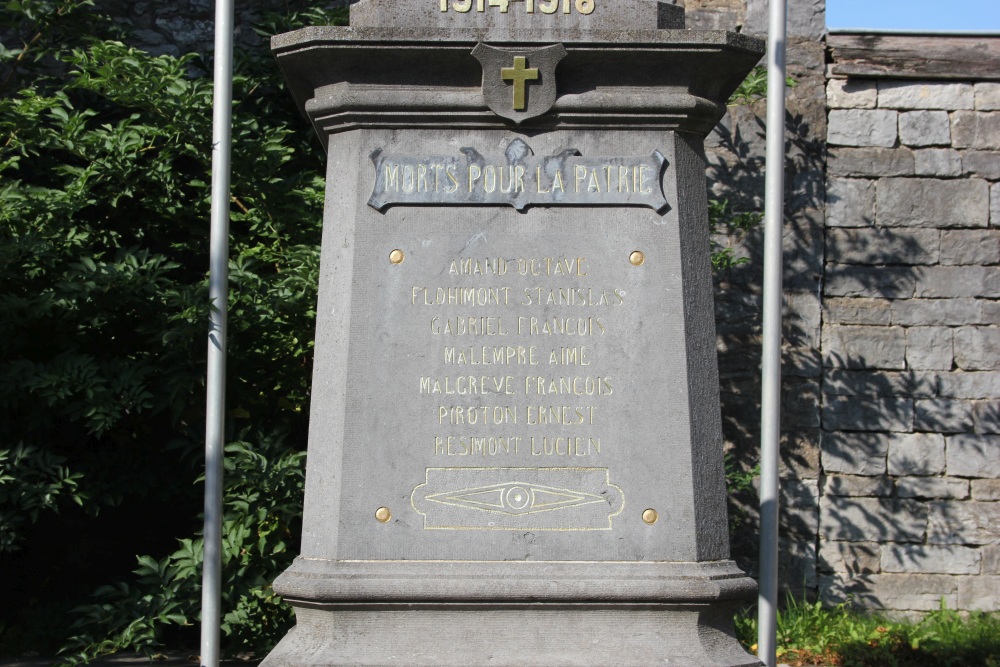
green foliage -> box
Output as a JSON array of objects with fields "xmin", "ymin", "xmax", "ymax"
[
  {"xmin": 0, "ymin": 443, "xmax": 87, "ymax": 552},
  {"xmin": 708, "ymin": 197, "xmax": 763, "ymax": 271},
  {"xmin": 1, "ymin": 0, "xmax": 345, "ymax": 657},
  {"xmin": 727, "ymin": 64, "xmax": 798, "ymax": 107},
  {"xmin": 60, "ymin": 436, "xmax": 306, "ymax": 661},
  {"xmin": 736, "ymin": 596, "xmax": 1000, "ymax": 666},
  {"xmin": 723, "ymin": 452, "xmax": 758, "ymax": 495}
]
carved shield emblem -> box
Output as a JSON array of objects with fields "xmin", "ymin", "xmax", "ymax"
[{"xmin": 472, "ymin": 43, "xmax": 567, "ymax": 123}]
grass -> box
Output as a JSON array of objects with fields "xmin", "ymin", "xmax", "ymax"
[{"xmin": 735, "ymin": 596, "xmax": 1000, "ymax": 666}]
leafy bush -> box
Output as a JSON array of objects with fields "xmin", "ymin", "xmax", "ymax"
[{"xmin": 1, "ymin": 0, "xmax": 344, "ymax": 656}]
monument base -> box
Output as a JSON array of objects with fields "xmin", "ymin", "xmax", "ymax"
[{"xmin": 261, "ymin": 560, "xmax": 762, "ymax": 666}]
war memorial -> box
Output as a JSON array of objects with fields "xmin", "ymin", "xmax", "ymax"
[{"xmin": 263, "ymin": 0, "xmax": 766, "ymax": 663}]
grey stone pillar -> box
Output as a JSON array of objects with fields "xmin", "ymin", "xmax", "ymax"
[{"xmin": 266, "ymin": 1, "xmax": 764, "ymax": 664}]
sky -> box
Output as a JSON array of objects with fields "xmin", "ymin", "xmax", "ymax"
[{"xmin": 827, "ymin": 0, "xmax": 1000, "ymax": 32}]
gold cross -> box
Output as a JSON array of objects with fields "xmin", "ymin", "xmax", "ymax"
[{"xmin": 500, "ymin": 56, "xmax": 539, "ymax": 111}]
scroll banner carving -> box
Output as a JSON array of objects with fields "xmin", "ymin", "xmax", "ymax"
[
  {"xmin": 411, "ymin": 467, "xmax": 624, "ymax": 530},
  {"xmin": 368, "ymin": 138, "xmax": 669, "ymax": 212}
]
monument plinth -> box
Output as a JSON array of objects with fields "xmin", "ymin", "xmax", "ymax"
[{"xmin": 267, "ymin": 1, "xmax": 765, "ymax": 664}]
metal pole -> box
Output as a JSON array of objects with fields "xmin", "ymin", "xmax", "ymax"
[
  {"xmin": 758, "ymin": 0, "xmax": 788, "ymax": 665},
  {"xmin": 201, "ymin": 0, "xmax": 234, "ymax": 665}
]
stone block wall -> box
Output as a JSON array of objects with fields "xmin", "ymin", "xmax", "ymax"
[{"xmin": 819, "ymin": 69, "xmax": 1000, "ymax": 612}]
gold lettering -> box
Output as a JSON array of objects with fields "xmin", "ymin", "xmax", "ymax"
[
  {"xmin": 552, "ymin": 169, "xmax": 565, "ymax": 193},
  {"xmin": 535, "ymin": 166, "xmax": 550, "ymax": 193},
  {"xmin": 417, "ymin": 164, "xmax": 430, "ymax": 192},
  {"xmin": 618, "ymin": 165, "xmax": 630, "ymax": 193},
  {"xmin": 385, "ymin": 164, "xmax": 399, "ymax": 192},
  {"xmin": 588, "ymin": 168, "xmax": 601, "ymax": 193},
  {"xmin": 483, "ymin": 165, "xmax": 496, "ymax": 193}
]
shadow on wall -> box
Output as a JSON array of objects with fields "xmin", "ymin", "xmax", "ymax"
[{"xmin": 707, "ymin": 99, "xmax": 828, "ymax": 598}]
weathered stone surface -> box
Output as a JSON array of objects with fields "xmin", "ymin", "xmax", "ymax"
[
  {"xmin": 905, "ymin": 327, "xmax": 953, "ymax": 371},
  {"xmin": 984, "ymin": 302, "xmax": 1000, "ymax": 325},
  {"xmin": 823, "ymin": 369, "xmax": 938, "ymax": 399},
  {"xmin": 827, "ymin": 147, "xmax": 914, "ymax": 177},
  {"xmin": 780, "ymin": 430, "xmax": 821, "ymax": 477},
  {"xmin": 824, "ymin": 395, "xmax": 913, "ymax": 433},
  {"xmin": 821, "ymin": 431, "xmax": 889, "ymax": 476},
  {"xmin": 877, "ymin": 178, "xmax": 989, "ymax": 228},
  {"xmin": 820, "ymin": 573, "xmax": 959, "ymax": 610},
  {"xmin": 895, "ymin": 476, "xmax": 970, "ymax": 500},
  {"xmin": 928, "ymin": 501, "xmax": 1000, "ymax": 545},
  {"xmin": 914, "ymin": 148, "xmax": 962, "ymax": 176},
  {"xmin": 781, "ymin": 479, "xmax": 820, "ymax": 537},
  {"xmin": 940, "ymin": 230, "xmax": 1000, "ymax": 266},
  {"xmin": 973, "ymin": 480, "xmax": 1000, "ymax": 501},
  {"xmin": 784, "ymin": 291, "xmax": 822, "ymax": 348},
  {"xmin": 962, "ymin": 151, "xmax": 1000, "ymax": 179},
  {"xmin": 898, "ymin": 110, "xmax": 951, "ymax": 147},
  {"xmin": 891, "ymin": 298, "xmax": 984, "ymax": 327},
  {"xmin": 822, "ymin": 325, "xmax": 907, "ymax": 370},
  {"xmin": 777, "ymin": 535, "xmax": 819, "ymax": 590},
  {"xmin": 824, "ymin": 297, "xmax": 892, "ymax": 326},
  {"xmin": 828, "ymin": 110, "xmax": 898, "ymax": 147},
  {"xmin": 915, "ymin": 266, "xmax": 1000, "ymax": 298},
  {"xmin": 952, "ymin": 111, "xmax": 1000, "ymax": 150},
  {"xmin": 820, "ymin": 497, "xmax": 927, "ymax": 542},
  {"xmin": 914, "ymin": 399, "xmax": 974, "ymax": 433},
  {"xmin": 827, "ymin": 79, "xmax": 877, "ymax": 109},
  {"xmin": 947, "ymin": 434, "xmax": 1000, "ymax": 478},
  {"xmin": 825, "ymin": 266, "xmax": 916, "ymax": 299},
  {"xmin": 827, "ymin": 228, "xmax": 939, "ymax": 266},
  {"xmin": 818, "ymin": 541, "xmax": 881, "ymax": 574},
  {"xmin": 682, "ymin": 0, "xmax": 745, "ymax": 31},
  {"xmin": 824, "ymin": 474, "xmax": 892, "ymax": 497},
  {"xmin": 954, "ymin": 327, "xmax": 1000, "ymax": 371},
  {"xmin": 977, "ymin": 82, "xmax": 1000, "ymax": 110},
  {"xmin": 882, "ymin": 544, "xmax": 980, "ymax": 574},
  {"xmin": 958, "ymin": 576, "xmax": 1000, "ymax": 612},
  {"xmin": 783, "ymin": 377, "xmax": 822, "ymax": 429},
  {"xmin": 993, "ymin": 182, "xmax": 1000, "ymax": 225},
  {"xmin": 744, "ymin": 0, "xmax": 825, "ymax": 38},
  {"xmin": 938, "ymin": 372, "xmax": 1000, "ymax": 399},
  {"xmin": 974, "ymin": 401, "xmax": 999, "ymax": 435},
  {"xmin": 783, "ymin": 348, "xmax": 822, "ymax": 379},
  {"xmin": 826, "ymin": 178, "xmax": 876, "ymax": 227},
  {"xmin": 878, "ymin": 81, "xmax": 975, "ymax": 110},
  {"xmin": 888, "ymin": 433, "xmax": 945, "ymax": 476},
  {"xmin": 985, "ymin": 545, "xmax": 1000, "ymax": 573}
]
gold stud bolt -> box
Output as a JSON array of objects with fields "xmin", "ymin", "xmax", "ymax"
[
  {"xmin": 629, "ymin": 251, "xmax": 645, "ymax": 267},
  {"xmin": 389, "ymin": 249, "xmax": 405, "ymax": 265},
  {"xmin": 375, "ymin": 507, "xmax": 392, "ymax": 523},
  {"xmin": 642, "ymin": 508, "xmax": 658, "ymax": 525}
]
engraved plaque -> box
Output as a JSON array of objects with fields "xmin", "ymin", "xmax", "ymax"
[{"xmin": 320, "ymin": 128, "xmax": 705, "ymax": 563}]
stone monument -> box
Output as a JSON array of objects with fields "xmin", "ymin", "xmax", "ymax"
[{"xmin": 266, "ymin": 1, "xmax": 765, "ymax": 663}]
